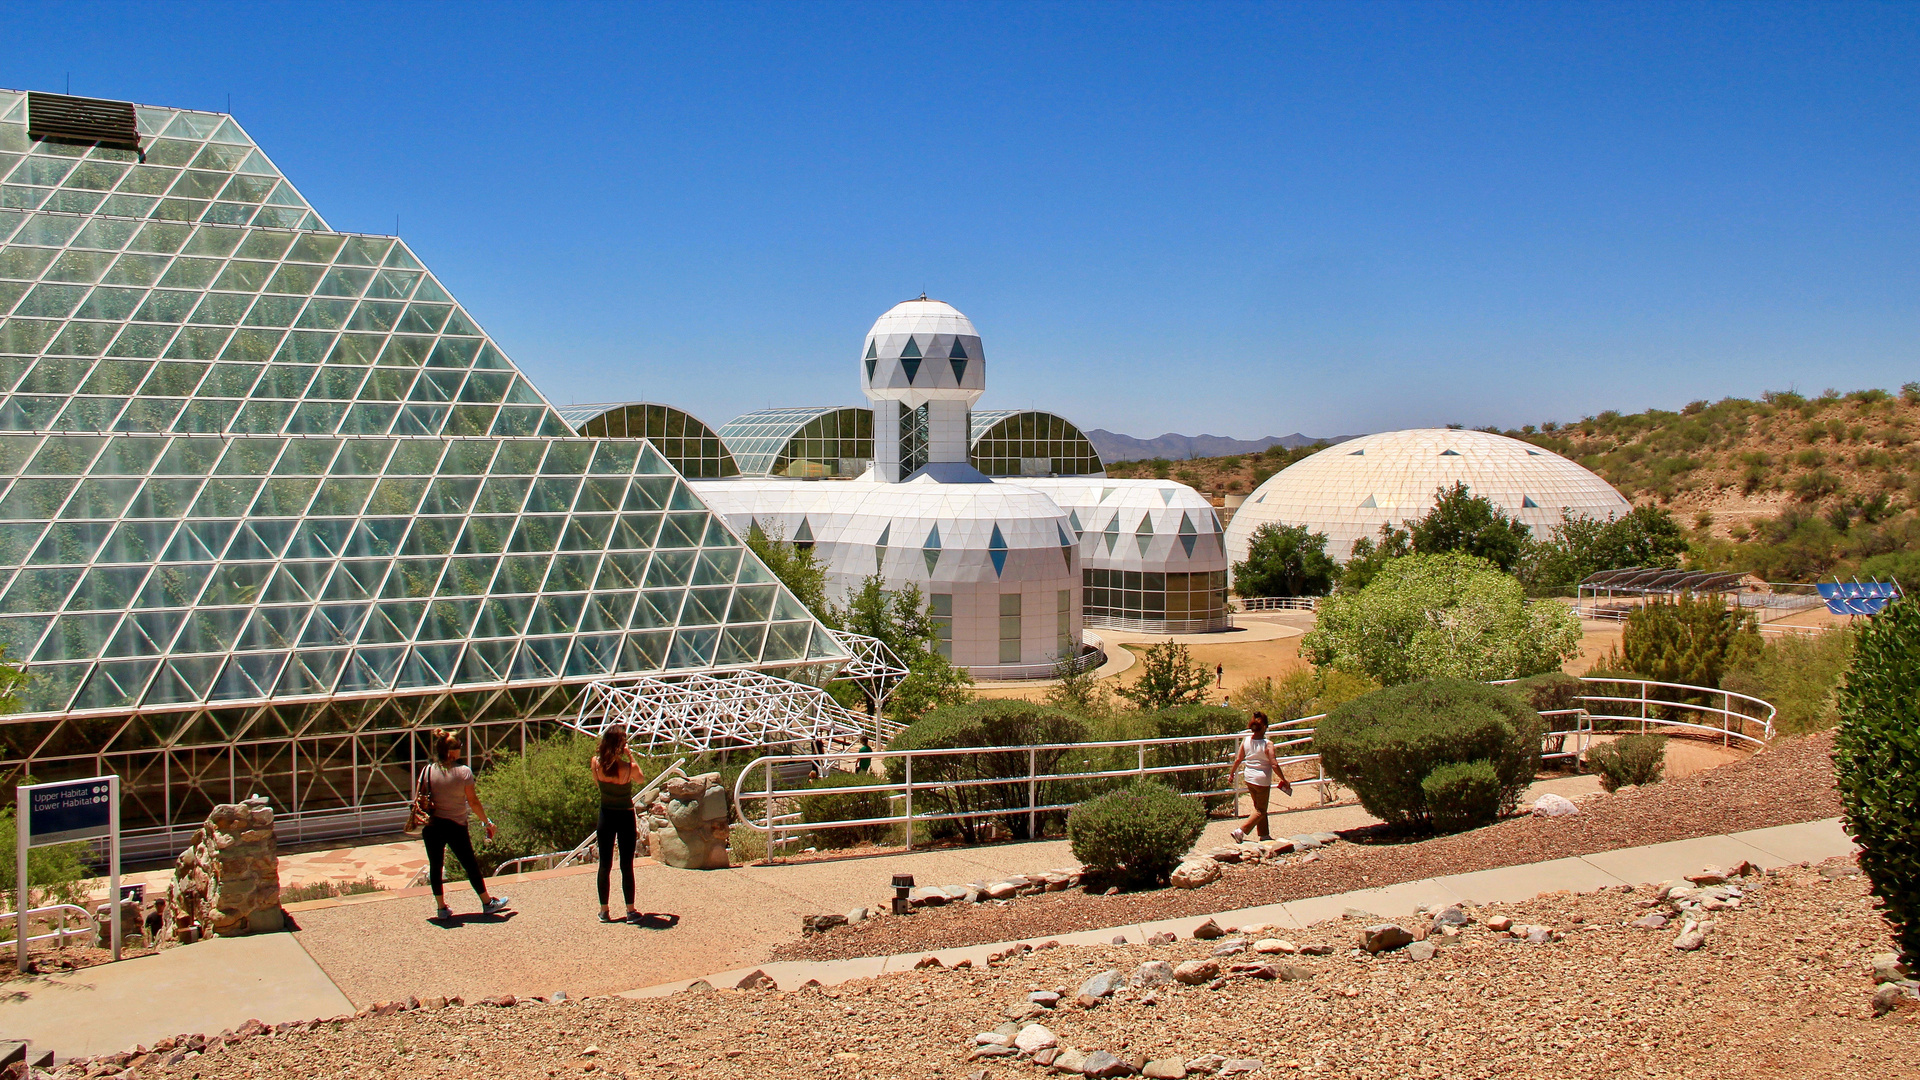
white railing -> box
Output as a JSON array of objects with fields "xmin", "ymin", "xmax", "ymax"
[
  {"xmin": 1083, "ymin": 614, "xmax": 1236, "ymax": 634},
  {"xmin": 1, "ymin": 903, "xmax": 99, "ymax": 950},
  {"xmin": 733, "ymin": 677, "xmax": 1774, "ymax": 849},
  {"xmin": 968, "ymin": 645, "xmax": 1106, "ymax": 683},
  {"xmin": 1235, "ymin": 596, "xmax": 1319, "ymax": 612}
]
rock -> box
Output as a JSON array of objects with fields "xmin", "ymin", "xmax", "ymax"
[
  {"xmin": 1253, "ymin": 938, "xmax": 1296, "ymax": 954},
  {"xmin": 1005, "ymin": 1003, "xmax": 1046, "ymax": 1022},
  {"xmin": 1192, "ymin": 918, "xmax": 1225, "ymax": 940},
  {"xmin": 1173, "ymin": 959, "xmax": 1220, "ymax": 985},
  {"xmin": 970, "ymin": 1044, "xmax": 1017, "ymax": 1060},
  {"xmin": 679, "ymin": 982, "xmax": 711, "ymax": 995},
  {"xmin": 1288, "ymin": 834, "xmax": 1322, "ymax": 851},
  {"xmin": 1210, "ymin": 938, "xmax": 1249, "ymax": 956},
  {"xmin": 734, "ymin": 969, "xmax": 776, "ymax": 990},
  {"xmin": 1727, "ymin": 859, "xmax": 1758, "ymax": 878},
  {"xmin": 994, "ymin": 1022, "xmax": 1021, "ymax": 1038},
  {"xmin": 1112, "ymin": 935, "xmax": 1129, "ymax": 945},
  {"xmin": 420, "ymin": 996, "xmax": 448, "ymax": 1010},
  {"xmin": 975, "ymin": 1032, "xmax": 1012, "ymax": 1047},
  {"xmin": 985, "ymin": 881, "xmax": 1022, "ymax": 900},
  {"xmin": 1311, "ymin": 832, "xmax": 1340, "ymax": 845},
  {"xmin": 1261, "ymin": 838, "xmax": 1295, "ymax": 857},
  {"xmin": 1485, "ymin": 916, "xmax": 1514, "ymax": 932},
  {"xmin": 914, "ymin": 955, "xmax": 943, "ymax": 970},
  {"xmin": 652, "ymin": 773, "xmax": 732, "ymax": 869},
  {"xmin": 1054, "ymin": 1048, "xmax": 1091, "ymax": 1074},
  {"xmin": 1131, "ymin": 961, "xmax": 1175, "ymax": 989},
  {"xmin": 1219, "ymin": 1059, "xmax": 1263, "ymax": 1075},
  {"xmin": 1146, "ymin": 932, "xmax": 1177, "ymax": 946},
  {"xmin": 1277, "ymin": 964, "xmax": 1316, "ymax": 981},
  {"xmin": 1082, "ymin": 1050, "xmax": 1132, "ymax": 1077},
  {"xmin": 164, "ymin": 796, "xmax": 283, "ymax": 941},
  {"xmin": 1030, "ymin": 990, "xmax": 1061, "ymax": 1007},
  {"xmin": 802, "ymin": 914, "xmax": 848, "ymax": 934},
  {"xmin": 1033, "ymin": 1048, "xmax": 1060, "ymax": 1068},
  {"xmin": 910, "ymin": 887, "xmax": 949, "ymax": 907},
  {"xmin": 1686, "ymin": 866, "xmax": 1730, "ymax": 886},
  {"xmin": 1171, "ymin": 860, "xmax": 1221, "ymax": 889},
  {"xmin": 1524, "ymin": 926, "xmax": 1553, "ymax": 944},
  {"xmin": 1015, "ymin": 1025, "xmax": 1058, "ymax": 1052},
  {"xmin": 1144, "ymin": 1059, "xmax": 1189, "ymax": 1079},
  {"xmin": 1531, "ymin": 793, "xmax": 1579, "ymax": 818},
  {"xmin": 1359, "ymin": 924, "xmax": 1414, "ymax": 953},
  {"xmin": 1873, "ymin": 953, "xmax": 1909, "ymax": 984},
  {"xmin": 1185, "ymin": 1055, "xmax": 1227, "ymax": 1075},
  {"xmin": 480, "ymin": 995, "xmax": 518, "ymax": 1007},
  {"xmin": 1297, "ymin": 944, "xmax": 1334, "ymax": 956},
  {"xmin": 1076, "ymin": 969, "xmax": 1123, "ymax": 1006},
  {"xmin": 1406, "ymin": 940, "xmax": 1437, "ymax": 962},
  {"xmin": 941, "ymin": 884, "xmax": 975, "ymax": 902},
  {"xmin": 1871, "ymin": 984, "xmax": 1908, "ymax": 1016},
  {"xmin": 1672, "ymin": 922, "xmax": 1707, "ymax": 951},
  {"xmin": 1205, "ymin": 846, "xmax": 1243, "ymax": 863},
  {"xmin": 1631, "ymin": 913, "xmax": 1670, "ymax": 930},
  {"xmin": 1228, "ymin": 962, "xmax": 1279, "ymax": 979},
  {"xmin": 846, "ymin": 907, "xmax": 869, "ymax": 923},
  {"xmin": 1430, "ymin": 905, "xmax": 1471, "ymax": 929},
  {"xmin": 1819, "ymin": 862, "xmax": 1857, "ymax": 880}
]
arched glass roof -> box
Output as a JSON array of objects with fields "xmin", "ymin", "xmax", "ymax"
[
  {"xmin": 718, "ymin": 406, "xmax": 873, "ymax": 478},
  {"xmin": 969, "ymin": 409, "xmax": 1103, "ymax": 478},
  {"xmin": 555, "ymin": 401, "xmax": 738, "ymax": 478}
]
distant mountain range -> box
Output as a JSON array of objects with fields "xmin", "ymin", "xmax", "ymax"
[{"xmin": 1085, "ymin": 429, "xmax": 1360, "ymax": 463}]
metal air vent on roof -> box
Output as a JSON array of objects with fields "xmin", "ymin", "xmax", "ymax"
[{"xmin": 28, "ymin": 92, "xmax": 142, "ymax": 152}]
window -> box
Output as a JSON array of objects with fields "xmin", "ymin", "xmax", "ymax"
[
  {"xmin": 1056, "ymin": 588, "xmax": 1071, "ymax": 657},
  {"xmin": 930, "ymin": 592, "xmax": 953, "ymax": 660},
  {"xmin": 998, "ymin": 592, "xmax": 1021, "ymax": 664}
]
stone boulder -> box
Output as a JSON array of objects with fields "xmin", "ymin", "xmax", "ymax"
[
  {"xmin": 1170, "ymin": 860, "xmax": 1221, "ymax": 889},
  {"xmin": 1358, "ymin": 924, "xmax": 1414, "ymax": 954},
  {"xmin": 1531, "ymin": 793, "xmax": 1579, "ymax": 818},
  {"xmin": 647, "ymin": 772, "xmax": 731, "ymax": 869},
  {"xmin": 164, "ymin": 795, "xmax": 282, "ymax": 940}
]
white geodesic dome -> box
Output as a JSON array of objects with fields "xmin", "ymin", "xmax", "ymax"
[{"xmin": 1224, "ymin": 428, "xmax": 1632, "ymax": 568}]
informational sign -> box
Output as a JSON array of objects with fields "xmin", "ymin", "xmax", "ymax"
[
  {"xmin": 16, "ymin": 775, "xmax": 121, "ymax": 970},
  {"xmin": 24, "ymin": 777, "xmax": 113, "ymax": 845}
]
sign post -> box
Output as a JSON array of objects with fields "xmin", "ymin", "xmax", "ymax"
[{"xmin": 15, "ymin": 775, "xmax": 119, "ymax": 973}]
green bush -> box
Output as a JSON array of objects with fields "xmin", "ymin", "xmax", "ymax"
[
  {"xmin": 1722, "ymin": 628, "xmax": 1854, "ymax": 734},
  {"xmin": 0, "ymin": 802, "xmax": 91, "ymax": 926},
  {"xmin": 1315, "ymin": 678, "xmax": 1544, "ymax": 832},
  {"xmin": 1508, "ymin": 671, "xmax": 1585, "ymax": 713},
  {"xmin": 1611, "ymin": 594, "xmax": 1759, "ymax": 689},
  {"xmin": 795, "ymin": 771, "xmax": 895, "ymax": 848},
  {"xmin": 1067, "ymin": 782, "xmax": 1205, "ymax": 888},
  {"xmin": 1585, "ymin": 734, "xmax": 1667, "ymax": 792},
  {"xmin": 472, "ymin": 731, "xmax": 604, "ymax": 873},
  {"xmin": 1833, "ymin": 597, "xmax": 1920, "ymax": 966},
  {"xmin": 1146, "ymin": 705, "xmax": 1249, "ymax": 812},
  {"xmin": 886, "ymin": 700, "xmax": 1088, "ymax": 842},
  {"xmin": 1420, "ymin": 760, "xmax": 1503, "ymax": 832}
]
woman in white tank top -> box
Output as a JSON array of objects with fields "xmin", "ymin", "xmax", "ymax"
[{"xmin": 1227, "ymin": 712, "xmax": 1293, "ymax": 843}]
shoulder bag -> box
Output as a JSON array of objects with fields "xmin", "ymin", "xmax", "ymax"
[{"xmin": 404, "ymin": 765, "xmax": 433, "ymax": 836}]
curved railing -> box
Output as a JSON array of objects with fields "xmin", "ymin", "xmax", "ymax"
[{"xmin": 729, "ymin": 676, "xmax": 1774, "ymax": 853}]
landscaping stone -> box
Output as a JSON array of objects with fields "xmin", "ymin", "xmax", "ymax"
[
  {"xmin": 1147, "ymin": 932, "xmax": 1177, "ymax": 946},
  {"xmin": 1289, "ymin": 834, "xmax": 1323, "ymax": 851},
  {"xmin": 1686, "ymin": 866, "xmax": 1731, "ymax": 886},
  {"xmin": 1631, "ymin": 913, "xmax": 1670, "ymax": 931},
  {"xmin": 1005, "ymin": 1003, "xmax": 1046, "ymax": 1022},
  {"xmin": 1210, "ymin": 938, "xmax": 1248, "ymax": 956},
  {"xmin": 1871, "ymin": 984, "xmax": 1906, "ymax": 1016},
  {"xmin": 1672, "ymin": 922, "xmax": 1708, "ymax": 951},
  {"xmin": 652, "ymin": 773, "xmax": 732, "ymax": 869},
  {"xmin": 1174, "ymin": 959, "xmax": 1220, "ymax": 985},
  {"xmin": 1228, "ymin": 962, "xmax": 1279, "ymax": 979},
  {"xmin": 1171, "ymin": 860, "xmax": 1221, "ymax": 889},
  {"xmin": 1082, "ymin": 1050, "xmax": 1132, "ymax": 1077},
  {"xmin": 1277, "ymin": 964, "xmax": 1316, "ymax": 981},
  {"xmin": 1485, "ymin": 916, "xmax": 1514, "ymax": 932},
  {"xmin": 1524, "ymin": 926, "xmax": 1554, "ymax": 945},
  {"xmin": 1220, "ymin": 1059, "xmax": 1263, "ymax": 1075},
  {"xmin": 846, "ymin": 907, "xmax": 869, "ymax": 923},
  {"xmin": 1531, "ymin": 793, "xmax": 1580, "ymax": 818},
  {"xmin": 1872, "ymin": 953, "xmax": 1908, "ymax": 984},
  {"xmin": 1430, "ymin": 905, "xmax": 1471, "ymax": 929},
  {"xmin": 1076, "ymin": 969, "xmax": 1123, "ymax": 1006},
  {"xmin": 975, "ymin": 1032, "xmax": 1013, "ymax": 1046},
  {"xmin": 1253, "ymin": 938, "xmax": 1296, "ymax": 954},
  {"xmin": 985, "ymin": 881, "xmax": 1022, "ymax": 900},
  {"xmin": 164, "ymin": 795, "xmax": 283, "ymax": 940},
  {"xmin": 1261, "ymin": 839, "xmax": 1295, "ymax": 856},
  {"xmin": 970, "ymin": 1044, "xmax": 1017, "ymax": 1060},
  {"xmin": 1192, "ymin": 918, "xmax": 1225, "ymax": 940},
  {"xmin": 1144, "ymin": 1058, "xmax": 1189, "ymax": 1079},
  {"xmin": 1205, "ymin": 846, "xmax": 1243, "ymax": 863},
  {"xmin": 1185, "ymin": 1055, "xmax": 1227, "ymax": 1075},
  {"xmin": 1130, "ymin": 961, "xmax": 1175, "ymax": 989},
  {"xmin": 1359, "ymin": 924, "xmax": 1414, "ymax": 953},
  {"xmin": 1297, "ymin": 944, "xmax": 1335, "ymax": 956},
  {"xmin": 734, "ymin": 970, "xmax": 776, "ymax": 990},
  {"xmin": 1406, "ymin": 940, "xmax": 1437, "ymax": 962},
  {"xmin": 802, "ymin": 914, "xmax": 847, "ymax": 934},
  {"xmin": 1030, "ymin": 991, "xmax": 1061, "ymax": 1007},
  {"xmin": 1015, "ymin": 1024, "xmax": 1059, "ymax": 1053},
  {"xmin": 910, "ymin": 887, "xmax": 949, "ymax": 907}
]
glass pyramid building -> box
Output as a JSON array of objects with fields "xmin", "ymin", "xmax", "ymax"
[{"xmin": 0, "ymin": 90, "xmax": 845, "ymax": 848}]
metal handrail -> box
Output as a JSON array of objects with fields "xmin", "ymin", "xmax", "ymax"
[
  {"xmin": 1235, "ymin": 596, "xmax": 1320, "ymax": 612},
  {"xmin": 1, "ymin": 903, "xmax": 99, "ymax": 950},
  {"xmin": 733, "ymin": 677, "xmax": 1773, "ymax": 848}
]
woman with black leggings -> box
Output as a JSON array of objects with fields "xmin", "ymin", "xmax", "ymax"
[
  {"xmin": 592, "ymin": 728, "xmax": 645, "ymax": 923},
  {"xmin": 419, "ymin": 728, "xmax": 509, "ymax": 921}
]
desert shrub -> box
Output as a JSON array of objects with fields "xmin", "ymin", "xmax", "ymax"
[
  {"xmin": 280, "ymin": 877, "xmax": 386, "ymax": 904},
  {"xmin": 886, "ymin": 700, "xmax": 1088, "ymax": 842},
  {"xmin": 1147, "ymin": 704, "xmax": 1250, "ymax": 811},
  {"xmin": 1116, "ymin": 641, "xmax": 1214, "ymax": 710},
  {"xmin": 795, "ymin": 771, "xmax": 895, "ymax": 848},
  {"xmin": 1508, "ymin": 671, "xmax": 1585, "ymax": 713},
  {"xmin": 727, "ymin": 822, "xmax": 767, "ymax": 864},
  {"xmin": 1833, "ymin": 597, "xmax": 1920, "ymax": 966},
  {"xmin": 1585, "ymin": 734, "xmax": 1667, "ymax": 792},
  {"xmin": 1067, "ymin": 782, "xmax": 1205, "ymax": 888},
  {"xmin": 1722, "ymin": 628, "xmax": 1854, "ymax": 734},
  {"xmin": 1420, "ymin": 760, "xmax": 1503, "ymax": 832},
  {"xmin": 1238, "ymin": 668, "xmax": 1381, "ymax": 722},
  {"xmin": 1315, "ymin": 678, "xmax": 1544, "ymax": 831},
  {"xmin": 1610, "ymin": 594, "xmax": 1759, "ymax": 689}
]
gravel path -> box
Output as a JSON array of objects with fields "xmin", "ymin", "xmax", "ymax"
[
  {"xmin": 91, "ymin": 856, "xmax": 1909, "ymax": 1080},
  {"xmin": 775, "ymin": 732, "xmax": 1842, "ymax": 963}
]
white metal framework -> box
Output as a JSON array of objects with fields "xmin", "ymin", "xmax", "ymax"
[
  {"xmin": 572, "ymin": 668, "xmax": 877, "ymax": 755},
  {"xmin": 824, "ymin": 628, "xmax": 908, "ymax": 712}
]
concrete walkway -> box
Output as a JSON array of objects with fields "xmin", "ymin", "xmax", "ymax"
[
  {"xmin": 0, "ymin": 932, "xmax": 352, "ymax": 1060},
  {"xmin": 620, "ymin": 817, "xmax": 1859, "ymax": 998}
]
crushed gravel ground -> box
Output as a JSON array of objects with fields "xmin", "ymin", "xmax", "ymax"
[
  {"xmin": 776, "ymin": 733, "xmax": 1842, "ymax": 963},
  {"xmin": 89, "ymin": 856, "xmax": 1911, "ymax": 1079}
]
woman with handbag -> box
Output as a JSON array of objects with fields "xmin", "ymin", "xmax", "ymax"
[
  {"xmin": 590, "ymin": 728, "xmax": 646, "ymax": 923},
  {"xmin": 411, "ymin": 729, "xmax": 510, "ymax": 922},
  {"xmin": 1227, "ymin": 712, "xmax": 1292, "ymax": 843}
]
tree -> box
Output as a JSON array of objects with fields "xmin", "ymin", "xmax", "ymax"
[
  {"xmin": 745, "ymin": 523, "xmax": 830, "ymax": 622},
  {"xmin": 833, "ymin": 574, "xmax": 973, "ymax": 724},
  {"xmin": 1340, "ymin": 523, "xmax": 1412, "ymax": 592},
  {"xmin": 1045, "ymin": 654, "xmax": 1116, "ymax": 719},
  {"xmin": 1115, "ymin": 640, "xmax": 1214, "ymax": 710},
  {"xmin": 1832, "ymin": 598, "xmax": 1920, "ymax": 968},
  {"xmin": 1520, "ymin": 506, "xmax": 1689, "ymax": 596},
  {"xmin": 1408, "ymin": 482, "xmax": 1532, "ymax": 572},
  {"xmin": 1608, "ymin": 594, "xmax": 1759, "ymax": 689},
  {"xmin": 1233, "ymin": 523, "xmax": 1337, "ymax": 598},
  {"xmin": 1302, "ymin": 552, "xmax": 1582, "ymax": 686}
]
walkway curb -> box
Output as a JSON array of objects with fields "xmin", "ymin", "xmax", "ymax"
[{"xmin": 615, "ymin": 817, "xmax": 1858, "ymax": 999}]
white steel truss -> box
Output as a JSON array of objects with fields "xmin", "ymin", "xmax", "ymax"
[
  {"xmin": 571, "ymin": 668, "xmax": 876, "ymax": 755},
  {"xmin": 824, "ymin": 629, "xmax": 909, "ymax": 713}
]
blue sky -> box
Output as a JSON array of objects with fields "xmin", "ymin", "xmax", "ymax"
[{"xmin": 13, "ymin": 1, "xmax": 1919, "ymax": 438}]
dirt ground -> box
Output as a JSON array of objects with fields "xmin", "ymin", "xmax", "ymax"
[{"xmin": 97, "ymin": 856, "xmax": 1913, "ymax": 1080}]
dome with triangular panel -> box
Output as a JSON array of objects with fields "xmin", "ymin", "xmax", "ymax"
[{"xmin": 860, "ymin": 295, "xmax": 983, "ymax": 405}]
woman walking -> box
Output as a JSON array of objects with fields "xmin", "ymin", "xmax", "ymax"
[
  {"xmin": 1228, "ymin": 712, "xmax": 1292, "ymax": 843},
  {"xmin": 418, "ymin": 729, "xmax": 510, "ymax": 921},
  {"xmin": 592, "ymin": 728, "xmax": 646, "ymax": 923}
]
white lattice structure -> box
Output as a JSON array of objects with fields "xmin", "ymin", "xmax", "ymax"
[
  {"xmin": 826, "ymin": 629, "xmax": 909, "ymax": 712},
  {"xmin": 572, "ymin": 668, "xmax": 877, "ymax": 755}
]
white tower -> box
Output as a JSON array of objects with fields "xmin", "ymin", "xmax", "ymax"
[{"xmin": 861, "ymin": 296, "xmax": 985, "ymax": 482}]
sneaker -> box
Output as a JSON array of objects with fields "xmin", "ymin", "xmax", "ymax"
[
  {"xmin": 482, "ymin": 895, "xmax": 510, "ymax": 915},
  {"xmin": 435, "ymin": 906, "xmax": 453, "ymax": 921},
  {"xmin": 1230, "ymin": 828, "xmax": 1245, "ymax": 843}
]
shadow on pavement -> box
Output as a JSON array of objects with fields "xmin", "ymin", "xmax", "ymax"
[
  {"xmin": 428, "ymin": 911, "xmax": 519, "ymax": 928},
  {"xmin": 631, "ymin": 913, "xmax": 679, "ymax": 930}
]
